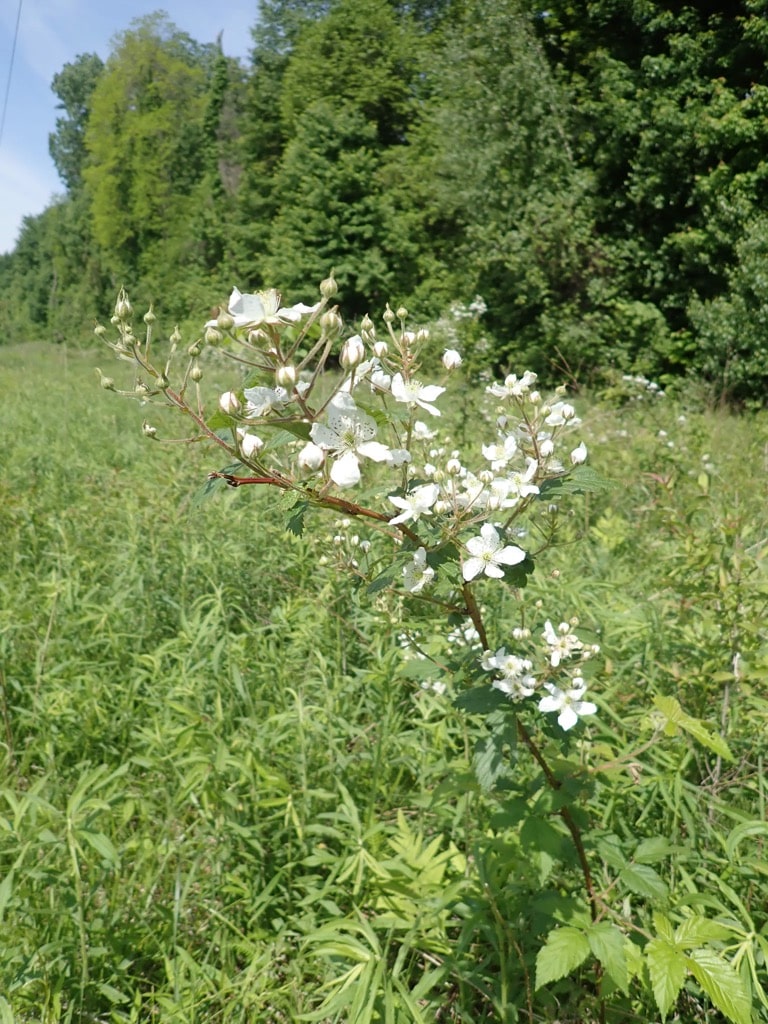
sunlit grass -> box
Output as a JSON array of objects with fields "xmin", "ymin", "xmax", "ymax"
[{"xmin": 1, "ymin": 345, "xmax": 767, "ymax": 1021}]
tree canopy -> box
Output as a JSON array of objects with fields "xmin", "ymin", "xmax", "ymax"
[{"xmin": 3, "ymin": 0, "xmax": 768, "ymax": 402}]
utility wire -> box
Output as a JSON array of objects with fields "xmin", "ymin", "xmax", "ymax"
[{"xmin": 0, "ymin": 0, "xmax": 25, "ymax": 152}]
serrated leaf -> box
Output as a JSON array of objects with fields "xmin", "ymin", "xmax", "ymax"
[
  {"xmin": 535, "ymin": 926, "xmax": 591, "ymax": 988},
  {"xmin": 502, "ymin": 555, "xmax": 536, "ymax": 587},
  {"xmin": 674, "ymin": 916, "xmax": 734, "ymax": 948},
  {"xmin": 286, "ymin": 500, "xmax": 309, "ymax": 536},
  {"xmin": 687, "ymin": 949, "xmax": 753, "ymax": 1024},
  {"xmin": 587, "ymin": 922, "xmax": 628, "ymax": 993},
  {"xmin": 652, "ymin": 695, "xmax": 732, "ymax": 760},
  {"xmin": 634, "ymin": 836, "xmax": 689, "ymax": 863},
  {"xmin": 454, "ymin": 685, "xmax": 507, "ymax": 715},
  {"xmin": 646, "ymin": 938, "xmax": 687, "ymax": 1020},
  {"xmin": 538, "ymin": 466, "xmax": 611, "ymax": 498},
  {"xmin": 366, "ymin": 568, "xmax": 396, "ymax": 595},
  {"xmin": 619, "ymin": 863, "xmax": 669, "ymax": 900}
]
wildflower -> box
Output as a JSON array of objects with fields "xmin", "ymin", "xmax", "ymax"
[
  {"xmin": 388, "ymin": 483, "xmax": 440, "ymax": 525},
  {"xmin": 463, "ymin": 524, "xmax": 526, "ymax": 582},
  {"xmin": 402, "ymin": 547, "xmax": 435, "ymax": 593},
  {"xmin": 570, "ymin": 442, "xmax": 588, "ymax": 465},
  {"xmin": 538, "ymin": 676, "xmax": 597, "ymax": 730},
  {"xmin": 482, "ymin": 435, "xmax": 518, "ymax": 471},
  {"xmin": 310, "ymin": 393, "xmax": 391, "ymax": 488},
  {"xmin": 206, "ymin": 287, "xmax": 317, "ymax": 329},
  {"xmin": 243, "ymin": 385, "xmax": 288, "ymax": 418},
  {"xmin": 391, "ymin": 373, "xmax": 445, "ymax": 416},
  {"xmin": 542, "ymin": 620, "xmax": 583, "ymax": 667},
  {"xmin": 442, "ymin": 348, "xmax": 462, "ymax": 370}
]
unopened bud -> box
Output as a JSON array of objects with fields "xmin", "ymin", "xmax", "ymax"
[
  {"xmin": 190, "ymin": 366, "xmax": 203, "ymax": 382},
  {"xmin": 114, "ymin": 291, "xmax": 132, "ymax": 320},
  {"xmin": 373, "ymin": 340, "xmax": 388, "ymax": 358},
  {"xmin": 298, "ymin": 442, "xmax": 325, "ymax": 472},
  {"xmin": 94, "ymin": 324, "xmax": 108, "ymax": 339},
  {"xmin": 170, "ymin": 326, "xmax": 182, "ymax": 345},
  {"xmin": 442, "ymin": 348, "xmax": 462, "ymax": 370},
  {"xmin": 276, "ymin": 365, "xmax": 297, "ymax": 387},
  {"xmin": 96, "ymin": 369, "xmax": 114, "ymax": 390},
  {"xmin": 396, "ymin": 306, "xmax": 408, "ymax": 320},
  {"xmin": 383, "ymin": 304, "xmax": 396, "ymax": 324},
  {"xmin": 416, "ymin": 328, "xmax": 430, "ymax": 343},
  {"xmin": 320, "ymin": 309, "xmax": 343, "ymax": 337},
  {"xmin": 143, "ymin": 308, "xmax": 156, "ymax": 326},
  {"xmin": 142, "ymin": 421, "xmax": 158, "ymax": 438},
  {"xmin": 217, "ymin": 308, "xmax": 235, "ymax": 331},
  {"xmin": 110, "ymin": 315, "xmax": 120, "ymax": 326},
  {"xmin": 188, "ymin": 342, "xmax": 201, "ymax": 357},
  {"xmin": 340, "ymin": 334, "xmax": 365, "ymax": 368},
  {"xmin": 248, "ymin": 328, "xmax": 269, "ymax": 346},
  {"xmin": 219, "ymin": 391, "xmax": 241, "ymax": 415},
  {"xmin": 360, "ymin": 314, "xmax": 375, "ymax": 334},
  {"xmin": 320, "ymin": 274, "xmax": 338, "ymax": 298},
  {"xmin": 240, "ymin": 432, "xmax": 265, "ymax": 458},
  {"xmin": 205, "ymin": 326, "xmax": 222, "ymax": 345}
]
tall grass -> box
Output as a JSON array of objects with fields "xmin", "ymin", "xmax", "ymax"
[{"xmin": 1, "ymin": 346, "xmax": 767, "ymax": 1021}]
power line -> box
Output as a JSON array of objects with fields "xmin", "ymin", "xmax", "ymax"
[{"xmin": 0, "ymin": 0, "xmax": 25, "ymax": 152}]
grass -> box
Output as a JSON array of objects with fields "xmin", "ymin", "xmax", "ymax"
[{"xmin": 1, "ymin": 344, "xmax": 767, "ymax": 1022}]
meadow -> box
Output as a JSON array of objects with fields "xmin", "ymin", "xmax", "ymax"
[{"xmin": 1, "ymin": 342, "xmax": 767, "ymax": 1022}]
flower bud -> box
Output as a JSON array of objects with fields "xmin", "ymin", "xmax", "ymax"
[
  {"xmin": 320, "ymin": 274, "xmax": 338, "ymax": 298},
  {"xmin": 96, "ymin": 369, "xmax": 115, "ymax": 390},
  {"xmin": 142, "ymin": 421, "xmax": 158, "ymax": 438},
  {"xmin": 205, "ymin": 326, "xmax": 222, "ymax": 345},
  {"xmin": 240, "ymin": 432, "xmax": 265, "ymax": 458},
  {"xmin": 360, "ymin": 314, "xmax": 375, "ymax": 334},
  {"xmin": 110, "ymin": 315, "xmax": 120, "ymax": 326},
  {"xmin": 276, "ymin": 365, "xmax": 297, "ymax": 387},
  {"xmin": 170, "ymin": 326, "xmax": 182, "ymax": 345},
  {"xmin": 114, "ymin": 291, "xmax": 132, "ymax": 320},
  {"xmin": 219, "ymin": 391, "xmax": 241, "ymax": 415},
  {"xmin": 446, "ymin": 457, "xmax": 463, "ymax": 476},
  {"xmin": 396, "ymin": 306, "xmax": 408, "ymax": 320},
  {"xmin": 217, "ymin": 308, "xmax": 235, "ymax": 331},
  {"xmin": 373, "ymin": 340, "xmax": 388, "ymax": 358},
  {"xmin": 442, "ymin": 348, "xmax": 462, "ymax": 370},
  {"xmin": 383, "ymin": 304, "xmax": 396, "ymax": 324},
  {"xmin": 143, "ymin": 308, "xmax": 156, "ymax": 326},
  {"xmin": 248, "ymin": 328, "xmax": 269, "ymax": 346},
  {"xmin": 190, "ymin": 366, "xmax": 203, "ymax": 382},
  {"xmin": 570, "ymin": 441, "xmax": 588, "ymax": 465},
  {"xmin": 340, "ymin": 334, "xmax": 365, "ymax": 368},
  {"xmin": 320, "ymin": 309, "xmax": 343, "ymax": 338},
  {"xmin": 298, "ymin": 442, "xmax": 325, "ymax": 472},
  {"xmin": 188, "ymin": 342, "xmax": 202, "ymax": 357},
  {"xmin": 416, "ymin": 328, "xmax": 430, "ymax": 343},
  {"xmin": 94, "ymin": 324, "xmax": 108, "ymax": 339}
]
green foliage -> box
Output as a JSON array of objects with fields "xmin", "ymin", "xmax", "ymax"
[
  {"xmin": 2, "ymin": 342, "xmax": 767, "ymax": 1021},
  {"xmin": 48, "ymin": 52, "xmax": 105, "ymax": 192}
]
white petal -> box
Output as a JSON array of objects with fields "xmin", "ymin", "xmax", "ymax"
[
  {"xmin": 357, "ymin": 440, "xmax": 391, "ymax": 462},
  {"xmin": 331, "ymin": 451, "xmax": 361, "ymax": 488},
  {"xmin": 462, "ymin": 557, "xmax": 484, "ymax": 582},
  {"xmin": 496, "ymin": 545, "xmax": 526, "ymax": 566}
]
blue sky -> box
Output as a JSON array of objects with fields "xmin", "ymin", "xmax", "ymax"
[{"xmin": 0, "ymin": 0, "xmax": 258, "ymax": 254}]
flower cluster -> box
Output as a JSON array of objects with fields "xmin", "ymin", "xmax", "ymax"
[
  {"xmin": 482, "ymin": 619, "xmax": 600, "ymax": 730},
  {"xmin": 96, "ymin": 280, "xmax": 600, "ymax": 732}
]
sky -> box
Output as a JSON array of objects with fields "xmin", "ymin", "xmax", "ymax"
[{"xmin": 0, "ymin": 0, "xmax": 258, "ymax": 254}]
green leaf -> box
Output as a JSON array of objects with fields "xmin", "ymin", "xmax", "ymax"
[
  {"xmin": 725, "ymin": 819, "xmax": 768, "ymax": 861},
  {"xmin": 454, "ymin": 685, "xmax": 507, "ymax": 715},
  {"xmin": 619, "ymin": 863, "xmax": 669, "ymax": 900},
  {"xmin": 535, "ymin": 926, "xmax": 591, "ymax": 988},
  {"xmin": 646, "ymin": 938, "xmax": 687, "ymax": 1020},
  {"xmin": 286, "ymin": 500, "xmax": 309, "ymax": 536},
  {"xmin": 79, "ymin": 829, "xmax": 119, "ymax": 866},
  {"xmin": 634, "ymin": 836, "xmax": 687, "ymax": 863},
  {"xmin": 652, "ymin": 695, "xmax": 733, "ymax": 760},
  {"xmin": 674, "ymin": 916, "xmax": 734, "ymax": 948},
  {"xmin": 538, "ymin": 466, "xmax": 611, "ymax": 498},
  {"xmin": 587, "ymin": 922, "xmax": 629, "ymax": 993},
  {"xmin": 687, "ymin": 949, "xmax": 753, "ymax": 1024}
]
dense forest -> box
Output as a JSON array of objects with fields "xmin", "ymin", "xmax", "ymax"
[{"xmin": 2, "ymin": 0, "xmax": 768, "ymax": 403}]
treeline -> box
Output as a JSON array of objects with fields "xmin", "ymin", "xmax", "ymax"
[{"xmin": 2, "ymin": 0, "xmax": 768, "ymax": 402}]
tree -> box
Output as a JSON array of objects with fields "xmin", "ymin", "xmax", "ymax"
[{"xmin": 48, "ymin": 53, "xmax": 104, "ymax": 192}]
